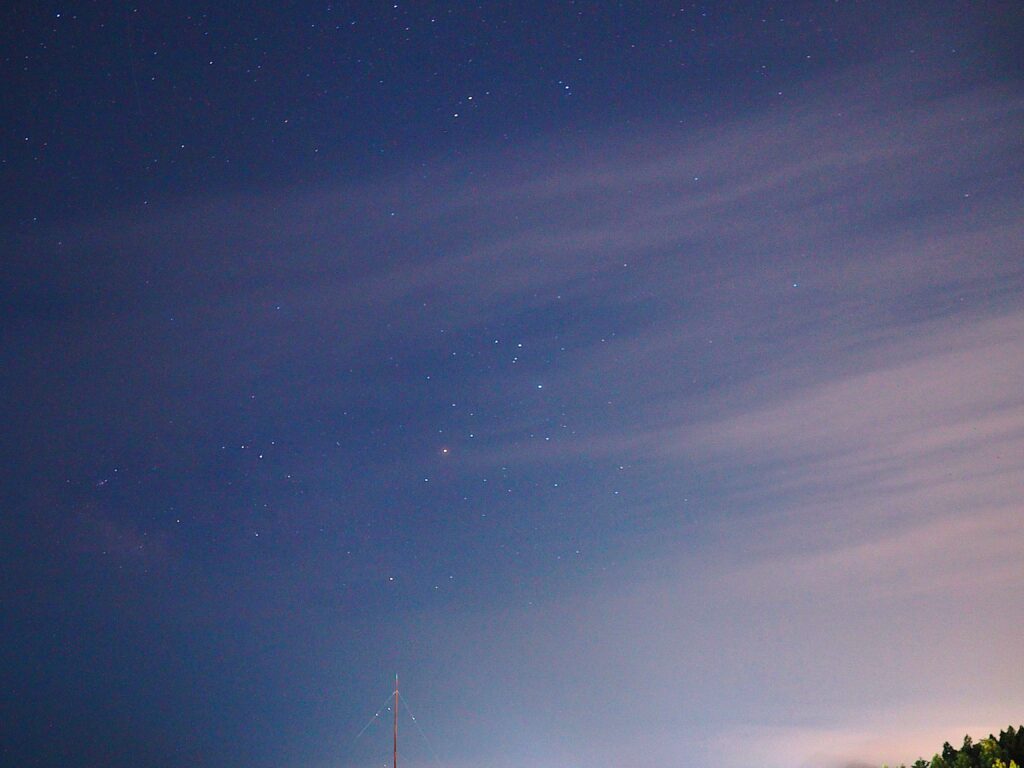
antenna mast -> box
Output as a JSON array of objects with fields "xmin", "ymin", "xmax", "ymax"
[{"xmin": 393, "ymin": 674, "xmax": 398, "ymax": 768}]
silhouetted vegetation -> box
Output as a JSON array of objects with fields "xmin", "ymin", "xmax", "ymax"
[{"xmin": 886, "ymin": 726, "xmax": 1024, "ymax": 768}]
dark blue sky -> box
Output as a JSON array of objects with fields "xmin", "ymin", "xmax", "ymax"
[
  {"xmin": 7, "ymin": 1, "xmax": 1016, "ymax": 216},
  {"xmin": 2, "ymin": 3, "xmax": 1023, "ymax": 768}
]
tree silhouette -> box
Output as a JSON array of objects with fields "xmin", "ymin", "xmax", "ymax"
[{"xmin": 889, "ymin": 727, "xmax": 1024, "ymax": 768}]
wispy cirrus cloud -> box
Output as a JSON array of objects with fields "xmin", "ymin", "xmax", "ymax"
[{"xmin": 5, "ymin": 57, "xmax": 1023, "ymax": 768}]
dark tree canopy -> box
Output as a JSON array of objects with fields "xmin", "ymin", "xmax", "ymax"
[{"xmin": 888, "ymin": 726, "xmax": 1024, "ymax": 768}]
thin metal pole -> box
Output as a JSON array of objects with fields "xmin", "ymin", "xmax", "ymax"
[{"xmin": 393, "ymin": 674, "xmax": 398, "ymax": 768}]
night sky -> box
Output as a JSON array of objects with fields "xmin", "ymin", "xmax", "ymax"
[{"xmin": 2, "ymin": 3, "xmax": 1023, "ymax": 768}]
